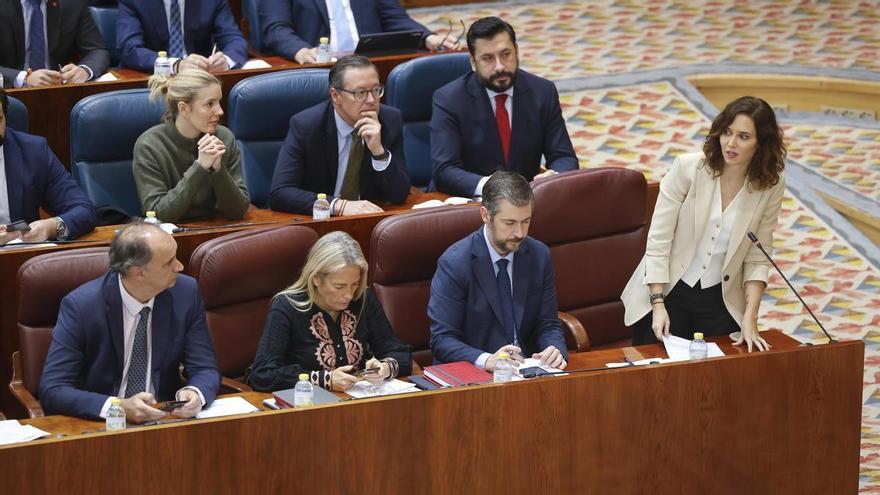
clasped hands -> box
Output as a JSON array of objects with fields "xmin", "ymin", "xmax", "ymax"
[
  {"xmin": 119, "ymin": 390, "xmax": 202, "ymax": 424},
  {"xmin": 0, "ymin": 218, "xmax": 61, "ymax": 244},
  {"xmin": 26, "ymin": 64, "xmax": 90, "ymax": 87},
  {"xmin": 197, "ymin": 134, "xmax": 226, "ymax": 172},
  {"xmin": 329, "ymin": 357, "xmax": 391, "ymax": 392}
]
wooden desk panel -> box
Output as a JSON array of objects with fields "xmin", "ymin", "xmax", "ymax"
[
  {"xmin": 6, "ymin": 52, "xmax": 433, "ymax": 169},
  {"xmin": 2, "ymin": 332, "xmax": 863, "ymax": 494}
]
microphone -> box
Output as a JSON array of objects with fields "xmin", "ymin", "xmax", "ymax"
[
  {"xmin": 171, "ymin": 220, "xmax": 290, "ymax": 234},
  {"xmin": 747, "ymin": 231, "xmax": 835, "ymax": 343}
]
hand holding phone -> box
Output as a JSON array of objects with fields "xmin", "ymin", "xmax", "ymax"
[
  {"xmin": 158, "ymin": 400, "xmax": 188, "ymax": 412},
  {"xmin": 5, "ymin": 220, "xmax": 31, "ymax": 233}
]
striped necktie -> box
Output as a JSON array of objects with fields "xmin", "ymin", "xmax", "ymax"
[
  {"xmin": 27, "ymin": 0, "xmax": 47, "ymax": 70},
  {"xmin": 168, "ymin": 0, "xmax": 185, "ymax": 59},
  {"xmin": 125, "ymin": 307, "xmax": 151, "ymax": 397}
]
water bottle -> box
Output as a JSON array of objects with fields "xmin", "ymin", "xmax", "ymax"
[
  {"xmin": 144, "ymin": 211, "xmax": 161, "ymax": 226},
  {"xmin": 106, "ymin": 398, "xmax": 126, "ymax": 431},
  {"xmin": 689, "ymin": 332, "xmax": 708, "ymax": 360},
  {"xmin": 313, "ymin": 193, "xmax": 331, "ymax": 220},
  {"xmin": 493, "ymin": 352, "xmax": 514, "ymax": 383},
  {"xmin": 154, "ymin": 51, "xmax": 172, "ymax": 76},
  {"xmin": 316, "ymin": 37, "xmax": 331, "ymax": 63},
  {"xmin": 294, "ymin": 373, "xmax": 314, "ymax": 408}
]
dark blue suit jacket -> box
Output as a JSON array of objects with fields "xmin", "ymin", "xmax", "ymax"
[
  {"xmin": 260, "ymin": 0, "xmax": 430, "ymax": 60},
  {"xmin": 39, "ymin": 272, "xmax": 221, "ymax": 419},
  {"xmin": 430, "ymin": 69, "xmax": 579, "ymax": 197},
  {"xmin": 117, "ymin": 0, "xmax": 248, "ymax": 72},
  {"xmin": 269, "ymin": 100, "xmax": 411, "ymax": 215},
  {"xmin": 428, "ymin": 228, "xmax": 568, "ymax": 364},
  {"xmin": 3, "ymin": 128, "xmax": 96, "ymax": 239}
]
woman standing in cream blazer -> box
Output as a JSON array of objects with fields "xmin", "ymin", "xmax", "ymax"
[{"xmin": 621, "ymin": 96, "xmax": 786, "ymax": 352}]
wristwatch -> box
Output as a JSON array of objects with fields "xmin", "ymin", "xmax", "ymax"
[
  {"xmin": 370, "ymin": 148, "xmax": 390, "ymax": 161},
  {"xmin": 55, "ymin": 217, "xmax": 68, "ymax": 239},
  {"xmin": 649, "ymin": 293, "xmax": 665, "ymax": 304}
]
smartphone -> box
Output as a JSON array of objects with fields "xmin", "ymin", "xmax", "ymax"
[
  {"xmin": 519, "ymin": 366, "xmax": 551, "ymax": 378},
  {"xmin": 158, "ymin": 400, "xmax": 188, "ymax": 412},
  {"xmin": 5, "ymin": 220, "xmax": 31, "ymax": 233}
]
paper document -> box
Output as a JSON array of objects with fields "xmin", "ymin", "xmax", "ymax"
[
  {"xmin": 159, "ymin": 223, "xmax": 179, "ymax": 235},
  {"xmin": 346, "ymin": 378, "xmax": 420, "ymax": 399},
  {"xmin": 96, "ymin": 72, "xmax": 118, "ymax": 82},
  {"xmin": 195, "ymin": 396, "xmax": 260, "ymax": 419},
  {"xmin": 2, "ymin": 238, "xmax": 56, "ymax": 248},
  {"xmin": 241, "ymin": 59, "xmax": 272, "ymax": 70},
  {"xmin": 412, "ymin": 197, "xmax": 472, "ymax": 209},
  {"xmin": 0, "ymin": 420, "xmax": 50, "ymax": 445},
  {"xmin": 513, "ymin": 357, "xmax": 566, "ymax": 380},
  {"xmin": 663, "ymin": 335, "xmax": 724, "ymax": 361},
  {"xmin": 605, "ymin": 357, "xmax": 672, "ymax": 368}
]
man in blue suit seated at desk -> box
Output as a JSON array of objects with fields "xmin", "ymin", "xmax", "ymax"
[
  {"xmin": 430, "ymin": 16, "xmax": 579, "ymax": 198},
  {"xmin": 428, "ymin": 171, "xmax": 568, "ymax": 371},
  {"xmin": 118, "ymin": 0, "xmax": 248, "ymax": 74},
  {"xmin": 260, "ymin": 0, "xmax": 458, "ymax": 64},
  {"xmin": 269, "ymin": 55, "xmax": 410, "ymax": 216},
  {"xmin": 40, "ymin": 222, "xmax": 221, "ymax": 422},
  {"xmin": 0, "ymin": 89, "xmax": 96, "ymax": 245}
]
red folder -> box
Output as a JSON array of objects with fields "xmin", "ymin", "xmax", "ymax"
[{"xmin": 422, "ymin": 362, "xmax": 493, "ymax": 387}]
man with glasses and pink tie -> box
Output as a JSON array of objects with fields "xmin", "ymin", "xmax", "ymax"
[{"xmin": 269, "ymin": 55, "xmax": 411, "ymax": 216}]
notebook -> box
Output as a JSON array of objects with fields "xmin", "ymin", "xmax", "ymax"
[
  {"xmin": 422, "ymin": 362, "xmax": 493, "ymax": 388},
  {"xmin": 273, "ymin": 385, "xmax": 342, "ymax": 408}
]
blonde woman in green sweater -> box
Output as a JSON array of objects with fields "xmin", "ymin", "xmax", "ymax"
[{"xmin": 133, "ymin": 69, "xmax": 250, "ymax": 223}]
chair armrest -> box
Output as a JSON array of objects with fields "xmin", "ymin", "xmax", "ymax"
[
  {"xmin": 558, "ymin": 311, "xmax": 590, "ymax": 353},
  {"xmin": 220, "ymin": 376, "xmax": 252, "ymax": 393},
  {"xmin": 8, "ymin": 351, "xmax": 44, "ymax": 418}
]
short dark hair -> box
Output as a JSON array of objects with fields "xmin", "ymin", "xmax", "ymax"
[
  {"xmin": 703, "ymin": 96, "xmax": 786, "ymax": 190},
  {"xmin": 0, "ymin": 88, "xmax": 7, "ymax": 118},
  {"xmin": 109, "ymin": 222, "xmax": 163, "ymax": 275},
  {"xmin": 466, "ymin": 17, "xmax": 517, "ymax": 56},
  {"xmin": 329, "ymin": 55, "xmax": 377, "ymax": 90},
  {"xmin": 482, "ymin": 171, "xmax": 533, "ymax": 217}
]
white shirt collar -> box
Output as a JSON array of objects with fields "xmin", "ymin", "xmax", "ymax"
[
  {"xmin": 485, "ymin": 86, "xmax": 514, "ymax": 101},
  {"xmin": 118, "ymin": 275, "xmax": 155, "ymax": 318},
  {"xmin": 483, "ymin": 225, "xmax": 514, "ymax": 265},
  {"xmin": 333, "ymin": 109, "xmax": 356, "ymax": 139}
]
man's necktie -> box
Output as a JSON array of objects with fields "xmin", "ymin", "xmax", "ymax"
[
  {"xmin": 495, "ymin": 94, "xmax": 511, "ymax": 167},
  {"xmin": 125, "ymin": 307, "xmax": 151, "ymax": 398},
  {"xmin": 168, "ymin": 0, "xmax": 185, "ymax": 59},
  {"xmin": 339, "ymin": 131, "xmax": 363, "ymax": 200},
  {"xmin": 330, "ymin": 0, "xmax": 355, "ymax": 52},
  {"xmin": 495, "ymin": 259, "xmax": 517, "ymax": 346},
  {"xmin": 27, "ymin": 0, "xmax": 47, "ymax": 70}
]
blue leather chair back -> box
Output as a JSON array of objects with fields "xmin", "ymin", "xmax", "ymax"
[
  {"xmin": 385, "ymin": 53, "xmax": 472, "ymax": 188},
  {"xmin": 7, "ymin": 95, "xmax": 28, "ymax": 132},
  {"xmin": 228, "ymin": 69, "xmax": 330, "ymax": 207},
  {"xmin": 243, "ymin": 0, "xmax": 262, "ymax": 51},
  {"xmin": 70, "ymin": 88, "xmax": 164, "ymax": 217},
  {"xmin": 89, "ymin": 6, "xmax": 119, "ymax": 67}
]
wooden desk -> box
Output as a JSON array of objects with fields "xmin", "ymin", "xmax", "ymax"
[
  {"xmin": 6, "ymin": 52, "xmax": 434, "ymax": 169},
  {"xmin": 1, "ymin": 331, "xmax": 862, "ymax": 494},
  {"xmin": 0, "ymin": 191, "xmax": 463, "ymax": 416}
]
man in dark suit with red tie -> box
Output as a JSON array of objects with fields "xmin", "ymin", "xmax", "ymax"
[
  {"xmin": 430, "ymin": 16, "xmax": 578, "ymax": 198},
  {"xmin": 0, "ymin": 0, "xmax": 110, "ymax": 87}
]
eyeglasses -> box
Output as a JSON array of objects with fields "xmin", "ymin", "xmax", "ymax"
[
  {"xmin": 334, "ymin": 85, "xmax": 385, "ymax": 101},
  {"xmin": 437, "ymin": 19, "xmax": 467, "ymax": 51}
]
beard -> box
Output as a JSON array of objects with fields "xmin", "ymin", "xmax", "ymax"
[{"xmin": 477, "ymin": 68, "xmax": 517, "ymax": 93}]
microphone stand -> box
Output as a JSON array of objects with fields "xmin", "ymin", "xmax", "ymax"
[{"xmin": 747, "ymin": 231, "xmax": 835, "ymax": 343}]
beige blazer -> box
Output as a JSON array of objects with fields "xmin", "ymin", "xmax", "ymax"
[{"xmin": 621, "ymin": 152, "xmax": 785, "ymax": 326}]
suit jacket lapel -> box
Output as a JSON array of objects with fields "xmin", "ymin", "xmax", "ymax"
[
  {"xmin": 4, "ymin": 131, "xmax": 24, "ymax": 222},
  {"xmin": 723, "ymin": 186, "xmax": 762, "ymax": 270},
  {"xmin": 103, "ymin": 272, "xmax": 126, "ymax": 381},
  {"xmin": 471, "ymin": 230, "xmax": 506, "ymax": 329},
  {"xmin": 151, "ymin": 2, "xmax": 171, "ymax": 48},
  {"xmin": 150, "ymin": 289, "xmax": 173, "ymax": 384},
  {"xmin": 322, "ymin": 102, "xmax": 340, "ymax": 189},
  {"xmin": 312, "ymin": 0, "xmax": 330, "ymax": 29},
  {"xmin": 693, "ymin": 164, "xmax": 714, "ymax": 251},
  {"xmin": 8, "ymin": 0, "xmax": 25, "ymax": 66},
  {"xmin": 466, "ymin": 74, "xmax": 505, "ymax": 168},
  {"xmin": 45, "ymin": 0, "xmax": 59, "ymax": 66},
  {"xmin": 509, "ymin": 71, "xmax": 532, "ymax": 170},
  {"xmin": 511, "ymin": 241, "xmax": 531, "ymax": 341}
]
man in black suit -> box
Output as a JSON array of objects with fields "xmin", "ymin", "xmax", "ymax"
[
  {"xmin": 269, "ymin": 55, "xmax": 410, "ymax": 216},
  {"xmin": 430, "ymin": 17, "xmax": 578, "ymax": 198},
  {"xmin": 0, "ymin": 0, "xmax": 110, "ymax": 87}
]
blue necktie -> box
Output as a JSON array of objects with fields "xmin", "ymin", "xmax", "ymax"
[
  {"xmin": 495, "ymin": 259, "xmax": 517, "ymax": 346},
  {"xmin": 125, "ymin": 307, "xmax": 151, "ymax": 398},
  {"xmin": 330, "ymin": 0, "xmax": 355, "ymax": 52},
  {"xmin": 27, "ymin": 0, "xmax": 47, "ymax": 70},
  {"xmin": 168, "ymin": 0, "xmax": 184, "ymax": 58}
]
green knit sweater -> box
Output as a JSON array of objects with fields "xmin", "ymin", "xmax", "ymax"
[{"xmin": 132, "ymin": 121, "xmax": 250, "ymax": 222}]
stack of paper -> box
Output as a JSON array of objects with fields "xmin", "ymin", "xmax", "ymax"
[
  {"xmin": 195, "ymin": 396, "xmax": 260, "ymax": 419},
  {"xmin": 346, "ymin": 379, "xmax": 419, "ymax": 399},
  {"xmin": 663, "ymin": 335, "xmax": 724, "ymax": 361},
  {"xmin": 513, "ymin": 357, "xmax": 565, "ymax": 380},
  {"xmin": 0, "ymin": 420, "xmax": 50, "ymax": 445}
]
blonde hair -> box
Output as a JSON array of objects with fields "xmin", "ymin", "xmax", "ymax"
[
  {"xmin": 278, "ymin": 231, "xmax": 369, "ymax": 313},
  {"xmin": 147, "ymin": 68, "xmax": 221, "ymax": 123}
]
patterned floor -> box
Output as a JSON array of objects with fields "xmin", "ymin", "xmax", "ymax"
[{"xmin": 410, "ymin": 0, "xmax": 880, "ymax": 491}]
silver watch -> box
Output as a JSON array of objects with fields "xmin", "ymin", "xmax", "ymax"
[{"xmin": 55, "ymin": 217, "xmax": 68, "ymax": 239}]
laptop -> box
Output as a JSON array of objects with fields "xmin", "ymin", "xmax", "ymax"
[{"xmin": 354, "ymin": 30, "xmax": 423, "ymax": 57}]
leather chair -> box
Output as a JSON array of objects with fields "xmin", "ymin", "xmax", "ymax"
[
  {"xmin": 187, "ymin": 225, "xmax": 319, "ymax": 391},
  {"xmin": 242, "ymin": 0, "xmax": 263, "ymax": 52},
  {"xmin": 369, "ymin": 205, "xmax": 588, "ymax": 368},
  {"xmin": 7, "ymin": 95, "xmax": 28, "ymax": 132},
  {"xmin": 70, "ymin": 88, "xmax": 164, "ymax": 217},
  {"xmin": 530, "ymin": 167, "xmax": 648, "ymax": 349},
  {"xmin": 385, "ymin": 53, "xmax": 472, "ymax": 189},
  {"xmin": 227, "ymin": 69, "xmax": 330, "ymax": 207},
  {"xmin": 89, "ymin": 6, "xmax": 119, "ymax": 67},
  {"xmin": 10, "ymin": 248, "xmax": 110, "ymax": 418}
]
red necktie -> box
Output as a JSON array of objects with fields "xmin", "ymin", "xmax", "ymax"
[{"xmin": 495, "ymin": 94, "xmax": 510, "ymax": 167}]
